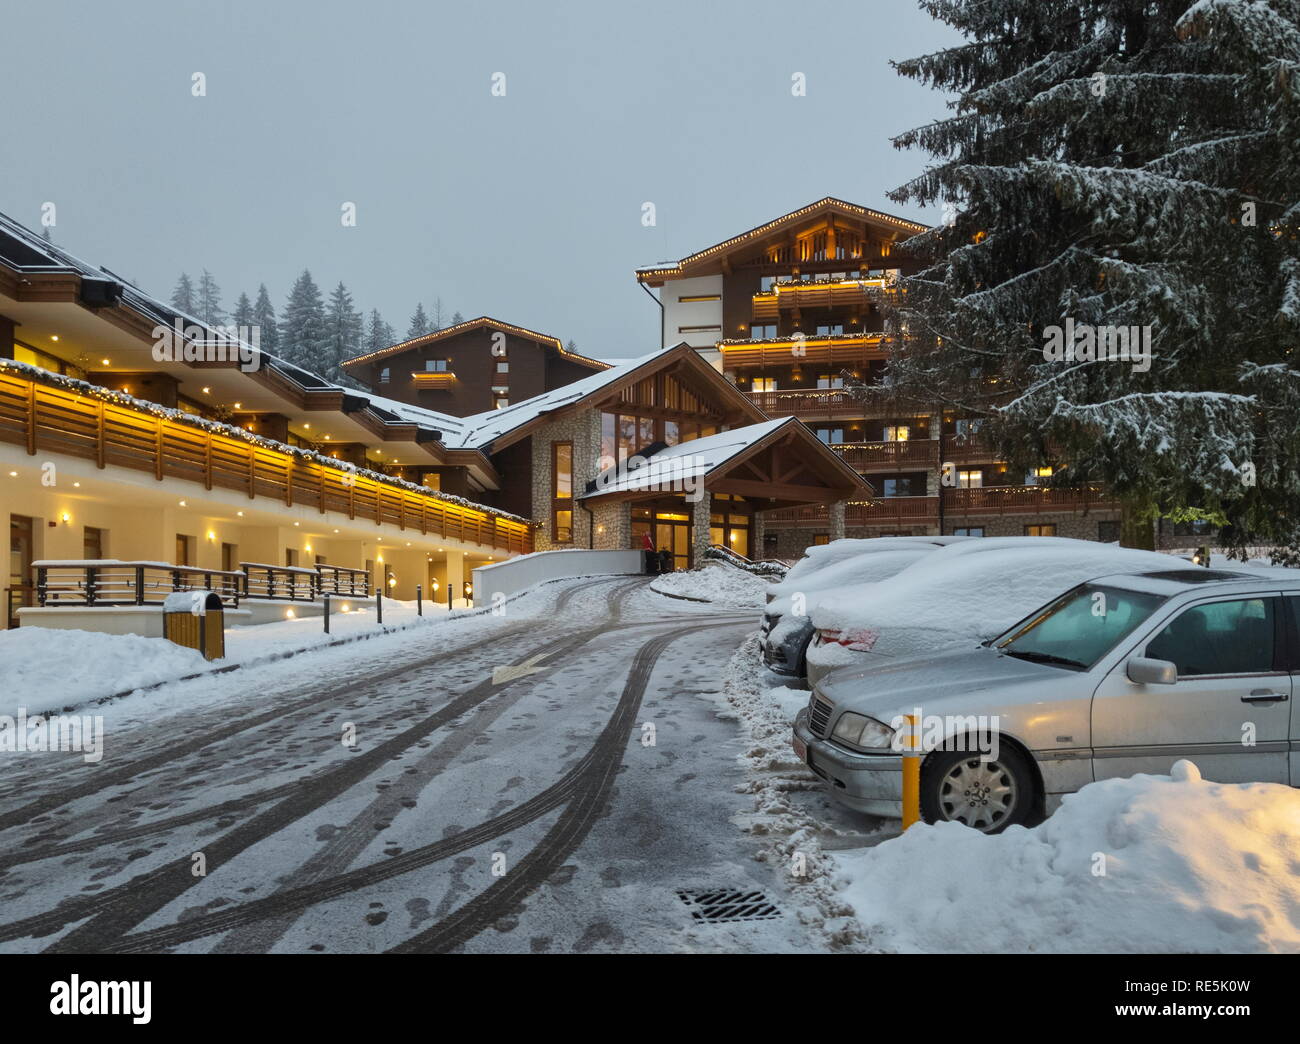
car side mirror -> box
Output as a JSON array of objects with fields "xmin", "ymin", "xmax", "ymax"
[{"xmin": 1127, "ymin": 656, "xmax": 1177, "ymax": 685}]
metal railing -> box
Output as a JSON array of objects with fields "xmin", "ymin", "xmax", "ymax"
[
  {"xmin": 316, "ymin": 564, "xmax": 371, "ymax": 597},
  {"xmin": 33, "ymin": 561, "xmax": 243, "ymax": 608},
  {"xmin": 240, "ymin": 563, "xmax": 319, "ymax": 601}
]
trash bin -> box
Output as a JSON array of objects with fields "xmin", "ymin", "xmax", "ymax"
[
  {"xmin": 643, "ymin": 548, "xmax": 660, "ymax": 575},
  {"xmin": 657, "ymin": 548, "xmax": 673, "ymax": 574},
  {"xmin": 163, "ymin": 590, "xmax": 225, "ymax": 660}
]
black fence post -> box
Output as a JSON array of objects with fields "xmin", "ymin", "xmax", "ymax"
[
  {"xmin": 416, "ymin": 584, "xmax": 423, "ymax": 616},
  {"xmin": 323, "ymin": 593, "xmax": 330, "ymax": 634},
  {"xmin": 376, "ymin": 590, "xmax": 383, "ymax": 625}
]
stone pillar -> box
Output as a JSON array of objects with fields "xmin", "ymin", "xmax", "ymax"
[
  {"xmin": 751, "ymin": 511, "xmax": 766, "ymax": 559},
  {"xmin": 830, "ymin": 500, "xmax": 846, "ymax": 542},
  {"xmin": 691, "ymin": 491, "xmax": 712, "ymax": 567}
]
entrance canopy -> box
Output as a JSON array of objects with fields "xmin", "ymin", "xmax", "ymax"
[{"xmin": 582, "ymin": 416, "xmax": 871, "ymax": 510}]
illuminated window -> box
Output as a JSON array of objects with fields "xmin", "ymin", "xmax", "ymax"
[
  {"xmin": 494, "ymin": 397, "xmax": 509, "ymax": 409},
  {"xmin": 883, "ymin": 425, "xmax": 910, "ymax": 442},
  {"xmin": 752, "ymin": 377, "xmax": 776, "ymax": 392},
  {"xmin": 552, "ymin": 442, "xmax": 573, "ymax": 544},
  {"xmin": 1024, "ymin": 524, "xmax": 1057, "ymax": 537},
  {"xmin": 816, "ymin": 375, "xmax": 844, "ymax": 390},
  {"xmin": 1025, "ymin": 466, "xmax": 1053, "ymax": 486},
  {"xmin": 958, "ymin": 469, "xmax": 984, "ymax": 488}
]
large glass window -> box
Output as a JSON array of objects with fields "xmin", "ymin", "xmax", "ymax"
[
  {"xmin": 1146, "ymin": 598, "xmax": 1278, "ymax": 677},
  {"xmin": 996, "ymin": 584, "xmax": 1167, "ymax": 670},
  {"xmin": 551, "ymin": 441, "xmax": 574, "ymax": 543}
]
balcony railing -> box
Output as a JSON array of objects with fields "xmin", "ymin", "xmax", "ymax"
[
  {"xmin": 944, "ymin": 485, "xmax": 1117, "ymax": 516},
  {"xmin": 316, "ymin": 564, "xmax": 372, "ymax": 597},
  {"xmin": 835, "ymin": 440, "xmax": 939, "ymax": 471},
  {"xmin": 745, "ymin": 387, "xmax": 864, "ymax": 420},
  {"xmin": 0, "ymin": 365, "xmax": 532, "ymax": 555},
  {"xmin": 32, "ymin": 561, "xmax": 244, "ymax": 608},
  {"xmin": 720, "ymin": 333, "xmax": 885, "ymax": 367},
  {"xmin": 751, "ymin": 279, "xmax": 889, "ymax": 320},
  {"xmin": 241, "ymin": 563, "xmax": 319, "ymax": 601},
  {"xmin": 941, "ymin": 433, "xmax": 996, "ymax": 464},
  {"xmin": 410, "ymin": 371, "xmax": 455, "ymax": 388},
  {"xmin": 763, "ymin": 497, "xmax": 940, "ymax": 528}
]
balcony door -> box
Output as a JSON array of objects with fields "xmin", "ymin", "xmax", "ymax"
[{"xmin": 8, "ymin": 515, "xmax": 34, "ymax": 628}]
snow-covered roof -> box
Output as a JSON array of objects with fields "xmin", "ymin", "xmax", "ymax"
[{"xmin": 581, "ymin": 417, "xmax": 793, "ymax": 498}]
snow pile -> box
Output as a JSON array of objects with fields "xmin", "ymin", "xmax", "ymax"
[
  {"xmin": 808, "ymin": 538, "xmax": 1174, "ymax": 667},
  {"xmin": 835, "ymin": 761, "xmax": 1300, "ymax": 954},
  {"xmin": 0, "ymin": 627, "xmax": 208, "ymax": 714},
  {"xmin": 651, "ymin": 562, "xmax": 769, "ymax": 608}
]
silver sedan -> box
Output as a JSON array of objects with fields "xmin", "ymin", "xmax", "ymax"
[{"xmin": 792, "ymin": 568, "xmax": 1299, "ymax": 832}]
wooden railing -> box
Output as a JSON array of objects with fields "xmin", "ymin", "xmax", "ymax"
[
  {"xmin": 944, "ymin": 485, "xmax": 1116, "ymax": 515},
  {"xmin": 744, "ymin": 387, "xmax": 863, "ymax": 420},
  {"xmin": 0, "ymin": 367, "xmax": 532, "ymax": 556},
  {"xmin": 33, "ymin": 561, "xmax": 243, "ymax": 608},
  {"xmin": 836, "ymin": 440, "xmax": 939, "ymax": 471},
  {"xmin": 762, "ymin": 497, "xmax": 940, "ymax": 527}
]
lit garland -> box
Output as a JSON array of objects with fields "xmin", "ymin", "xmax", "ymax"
[{"xmin": 0, "ymin": 358, "xmax": 534, "ymax": 528}]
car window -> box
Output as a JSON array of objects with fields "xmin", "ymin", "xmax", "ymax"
[
  {"xmin": 1145, "ymin": 598, "xmax": 1277, "ymax": 677},
  {"xmin": 995, "ymin": 584, "xmax": 1165, "ymax": 670}
]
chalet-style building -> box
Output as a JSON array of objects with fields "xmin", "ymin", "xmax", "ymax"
[
  {"xmin": 0, "ymin": 209, "xmax": 865, "ymax": 631},
  {"xmin": 637, "ymin": 198, "xmax": 1124, "ymax": 555},
  {"xmin": 340, "ymin": 317, "xmax": 608, "ymax": 416}
]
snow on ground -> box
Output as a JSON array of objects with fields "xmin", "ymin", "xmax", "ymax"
[
  {"xmin": 835, "ymin": 760, "xmax": 1300, "ymax": 954},
  {"xmin": 650, "ymin": 561, "xmax": 770, "ymax": 608},
  {"xmin": 0, "ymin": 588, "xmax": 565, "ymax": 721},
  {"xmin": 708, "ymin": 633, "xmax": 888, "ymax": 950}
]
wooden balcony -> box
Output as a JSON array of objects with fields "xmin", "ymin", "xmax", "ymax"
[
  {"xmin": 944, "ymin": 485, "xmax": 1117, "ymax": 516},
  {"xmin": 720, "ymin": 333, "xmax": 885, "ymax": 367},
  {"xmin": 411, "ymin": 371, "xmax": 455, "ymax": 389},
  {"xmin": 763, "ymin": 496, "xmax": 940, "ymax": 528},
  {"xmin": 941, "ymin": 433, "xmax": 998, "ymax": 464},
  {"xmin": 836, "ymin": 440, "xmax": 939, "ymax": 472},
  {"xmin": 745, "ymin": 387, "xmax": 866, "ymax": 420},
  {"xmin": 751, "ymin": 279, "xmax": 890, "ymax": 320},
  {"xmin": 0, "ymin": 365, "xmax": 533, "ymax": 555}
]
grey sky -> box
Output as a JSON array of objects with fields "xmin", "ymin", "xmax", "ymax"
[{"xmin": 2, "ymin": 0, "xmax": 958, "ymax": 361}]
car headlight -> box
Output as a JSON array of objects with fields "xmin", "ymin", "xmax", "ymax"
[{"xmin": 831, "ymin": 712, "xmax": 894, "ymax": 750}]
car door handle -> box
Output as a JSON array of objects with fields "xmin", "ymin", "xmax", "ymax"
[{"xmin": 1242, "ymin": 689, "xmax": 1289, "ymax": 703}]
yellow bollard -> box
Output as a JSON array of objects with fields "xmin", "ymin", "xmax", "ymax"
[{"xmin": 901, "ymin": 713, "xmax": 921, "ymax": 831}]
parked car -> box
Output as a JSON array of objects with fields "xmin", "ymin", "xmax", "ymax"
[
  {"xmin": 804, "ymin": 537, "xmax": 1178, "ymax": 687},
  {"xmin": 793, "ymin": 568, "xmax": 1300, "ymax": 833},
  {"xmin": 761, "ymin": 537, "xmax": 963, "ymax": 679}
]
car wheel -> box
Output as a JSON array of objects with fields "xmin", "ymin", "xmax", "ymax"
[{"xmin": 920, "ymin": 744, "xmax": 1036, "ymax": 834}]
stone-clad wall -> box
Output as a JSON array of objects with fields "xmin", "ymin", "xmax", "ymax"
[{"xmin": 530, "ymin": 408, "xmax": 602, "ymax": 551}]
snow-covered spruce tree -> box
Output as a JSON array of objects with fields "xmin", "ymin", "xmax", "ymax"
[
  {"xmin": 252, "ymin": 283, "xmax": 279, "ymax": 357},
  {"xmin": 196, "ymin": 269, "xmax": 225, "ymax": 326},
  {"xmin": 170, "ymin": 272, "xmax": 196, "ymax": 315},
  {"xmin": 231, "ymin": 291, "xmax": 254, "ymax": 330},
  {"xmin": 870, "ymin": 0, "xmax": 1300, "ymax": 553},
  {"xmin": 406, "ymin": 303, "xmax": 431, "ymax": 340},
  {"xmin": 365, "ymin": 309, "xmax": 395, "ymax": 354},
  {"xmin": 279, "ymin": 270, "xmax": 325, "ymax": 370},
  {"xmin": 322, "ymin": 281, "xmax": 363, "ymax": 383}
]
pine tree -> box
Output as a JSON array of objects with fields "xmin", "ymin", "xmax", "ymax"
[
  {"xmin": 279, "ymin": 270, "xmax": 326, "ymax": 371},
  {"xmin": 171, "ymin": 273, "xmax": 196, "ymax": 316},
  {"xmin": 231, "ymin": 291, "xmax": 255, "ymax": 330},
  {"xmin": 251, "ymin": 283, "xmax": 279, "ymax": 357},
  {"xmin": 450, "ymin": 311, "xmax": 464, "ymax": 326},
  {"xmin": 196, "ymin": 270, "xmax": 225, "ymax": 326},
  {"xmin": 871, "ymin": 0, "xmax": 1300, "ymax": 553},
  {"xmin": 365, "ymin": 309, "xmax": 396, "ymax": 354},
  {"xmin": 322, "ymin": 281, "xmax": 363, "ymax": 381},
  {"xmin": 407, "ymin": 303, "xmax": 432, "ymax": 340}
]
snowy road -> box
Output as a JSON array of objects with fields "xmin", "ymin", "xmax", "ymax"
[{"xmin": 0, "ymin": 576, "xmax": 832, "ymax": 953}]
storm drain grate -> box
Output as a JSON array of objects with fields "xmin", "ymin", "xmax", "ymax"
[{"xmin": 676, "ymin": 888, "xmax": 782, "ymax": 923}]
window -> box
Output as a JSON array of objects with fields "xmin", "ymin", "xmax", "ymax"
[
  {"xmin": 1024, "ymin": 524, "xmax": 1057, "ymax": 537},
  {"xmin": 882, "ymin": 425, "xmax": 910, "ymax": 442},
  {"xmin": 1025, "ymin": 466, "xmax": 1053, "ymax": 486},
  {"xmin": 996, "ymin": 584, "xmax": 1167, "ymax": 670},
  {"xmin": 222, "ymin": 542, "xmax": 238, "ymax": 573},
  {"xmin": 759, "ymin": 276, "xmax": 777, "ymax": 292},
  {"xmin": 663, "ymin": 420, "xmax": 679, "ymax": 446},
  {"xmin": 1098, "ymin": 520, "xmax": 1120, "ymax": 543},
  {"xmin": 752, "ymin": 377, "xmax": 776, "ymax": 392},
  {"xmin": 958, "ymin": 469, "xmax": 984, "ymax": 489},
  {"xmin": 678, "ymin": 325, "xmax": 721, "ymax": 334},
  {"xmin": 425, "ymin": 359, "xmax": 449, "ymax": 372},
  {"xmin": 494, "ymin": 397, "xmax": 509, "ymax": 409},
  {"xmin": 496, "ymin": 361, "xmax": 509, "ymax": 373},
  {"xmin": 378, "ymin": 367, "xmax": 390, "ymax": 384},
  {"xmin": 882, "ymin": 477, "xmax": 921, "ymax": 497},
  {"xmin": 678, "ymin": 294, "xmax": 720, "ymax": 302},
  {"xmin": 600, "ymin": 413, "xmax": 617, "ymax": 471},
  {"xmin": 816, "ymin": 323, "xmax": 845, "ymax": 336},
  {"xmin": 285, "ymin": 548, "xmax": 299, "ymax": 568},
  {"xmin": 750, "ymin": 323, "xmax": 777, "ymax": 340},
  {"xmin": 817, "ymin": 428, "xmax": 844, "ymax": 444},
  {"xmin": 552, "ymin": 442, "xmax": 573, "ymax": 544},
  {"xmin": 175, "ymin": 534, "xmax": 193, "ymax": 566},
  {"xmin": 423, "ymin": 473, "xmax": 441, "ymax": 491},
  {"xmin": 953, "ymin": 527, "xmax": 985, "ymax": 537},
  {"xmin": 816, "ymin": 374, "xmax": 844, "ymax": 389},
  {"xmin": 954, "ymin": 418, "xmax": 983, "ymax": 438},
  {"xmin": 83, "ymin": 526, "xmax": 105, "ymax": 560},
  {"xmin": 813, "ymin": 534, "xmax": 831, "ymax": 546},
  {"xmin": 1146, "ymin": 598, "xmax": 1278, "ymax": 677}
]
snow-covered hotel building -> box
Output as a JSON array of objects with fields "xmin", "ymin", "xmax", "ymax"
[
  {"xmin": 0, "ymin": 212, "xmax": 865, "ymax": 630},
  {"xmin": 636, "ymin": 198, "xmax": 1124, "ymax": 556}
]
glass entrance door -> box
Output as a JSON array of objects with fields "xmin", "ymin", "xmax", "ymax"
[{"xmin": 652, "ymin": 512, "xmax": 691, "ymax": 571}]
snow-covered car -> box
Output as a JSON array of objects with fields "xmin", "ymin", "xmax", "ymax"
[
  {"xmin": 793, "ymin": 568, "xmax": 1300, "ymax": 832},
  {"xmin": 804, "ymin": 537, "xmax": 1179, "ymax": 687},
  {"xmin": 760, "ymin": 537, "xmax": 965, "ymax": 679}
]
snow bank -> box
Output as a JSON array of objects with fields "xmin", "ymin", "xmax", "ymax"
[
  {"xmin": 0, "ymin": 627, "xmax": 208, "ymax": 714},
  {"xmin": 651, "ymin": 562, "xmax": 768, "ymax": 608},
  {"xmin": 835, "ymin": 761, "xmax": 1300, "ymax": 953},
  {"xmin": 809, "ymin": 539, "xmax": 1174, "ymax": 666}
]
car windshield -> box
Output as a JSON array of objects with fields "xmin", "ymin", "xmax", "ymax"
[{"xmin": 994, "ymin": 583, "xmax": 1166, "ymax": 670}]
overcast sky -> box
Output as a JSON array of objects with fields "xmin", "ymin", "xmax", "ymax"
[{"xmin": 2, "ymin": 0, "xmax": 958, "ymax": 361}]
